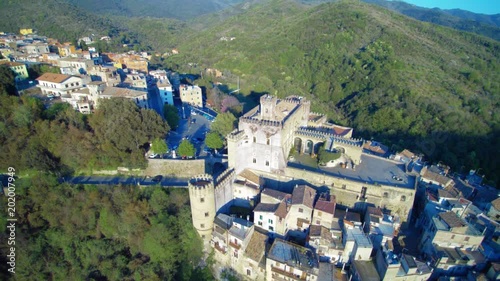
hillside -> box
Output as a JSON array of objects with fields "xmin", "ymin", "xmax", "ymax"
[
  {"xmin": 66, "ymin": 0, "xmax": 245, "ymax": 21},
  {"xmin": 364, "ymin": 0, "xmax": 500, "ymax": 41},
  {"xmin": 166, "ymin": 0, "xmax": 500, "ymax": 185}
]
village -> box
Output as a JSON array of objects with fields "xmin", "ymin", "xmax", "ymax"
[{"xmin": 1, "ymin": 29, "xmax": 499, "ymax": 281}]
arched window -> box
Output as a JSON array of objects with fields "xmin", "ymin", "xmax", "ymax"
[{"xmin": 253, "ymin": 136, "xmax": 256, "ymax": 143}]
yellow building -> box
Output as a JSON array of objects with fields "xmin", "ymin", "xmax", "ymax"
[
  {"xmin": 57, "ymin": 43, "xmax": 76, "ymax": 57},
  {"xmin": 20, "ymin": 28, "xmax": 34, "ymax": 35},
  {"xmin": 0, "ymin": 61, "xmax": 29, "ymax": 81}
]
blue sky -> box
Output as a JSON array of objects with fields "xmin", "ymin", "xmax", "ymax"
[{"xmin": 398, "ymin": 0, "xmax": 500, "ymax": 15}]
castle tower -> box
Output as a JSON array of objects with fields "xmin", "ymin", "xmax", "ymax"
[
  {"xmin": 260, "ymin": 94, "xmax": 277, "ymax": 120},
  {"xmin": 188, "ymin": 174, "xmax": 216, "ymax": 240}
]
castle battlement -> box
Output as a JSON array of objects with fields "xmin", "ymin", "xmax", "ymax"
[
  {"xmin": 295, "ymin": 128, "xmax": 364, "ymax": 148},
  {"xmin": 227, "ymin": 129, "xmax": 246, "ymax": 141},
  {"xmin": 215, "ymin": 168, "xmax": 235, "ymax": 190},
  {"xmin": 240, "ymin": 116, "xmax": 283, "ymax": 128}
]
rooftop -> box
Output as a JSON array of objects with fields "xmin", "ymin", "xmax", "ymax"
[
  {"xmin": 36, "ymin": 73, "xmax": 71, "ymax": 83},
  {"xmin": 261, "ymin": 188, "xmax": 290, "ymax": 201},
  {"xmin": 297, "ymin": 153, "xmax": 416, "ymax": 189},
  {"xmin": 314, "ymin": 198, "xmax": 336, "ymax": 215},
  {"xmin": 243, "ymin": 95, "xmax": 304, "ymax": 123},
  {"xmin": 268, "ymin": 239, "xmax": 319, "ymax": 274},
  {"xmin": 238, "ymin": 169, "xmax": 261, "ymax": 185},
  {"xmin": 101, "ymin": 86, "xmax": 147, "ymax": 98},
  {"xmin": 292, "ymin": 185, "xmax": 316, "ymax": 209},
  {"xmin": 244, "ymin": 231, "xmax": 267, "ymax": 262},
  {"xmin": 214, "ymin": 213, "xmax": 234, "ymax": 230},
  {"xmin": 345, "ymin": 228, "xmax": 372, "ymax": 248},
  {"xmin": 254, "ymin": 203, "xmax": 279, "ymax": 213},
  {"xmin": 352, "ymin": 260, "xmax": 380, "ymax": 281}
]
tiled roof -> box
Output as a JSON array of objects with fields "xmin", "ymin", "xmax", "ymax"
[
  {"xmin": 292, "ymin": 185, "xmax": 316, "ymax": 209},
  {"xmin": 314, "ymin": 199, "xmax": 336, "ymax": 215},
  {"xmin": 274, "ymin": 200, "xmax": 289, "ymax": 219},
  {"xmin": 345, "ymin": 211, "xmax": 361, "ymax": 223},
  {"xmin": 422, "ymin": 166, "xmax": 452, "ymax": 186},
  {"xmin": 254, "ymin": 203, "xmax": 279, "ymax": 213},
  {"xmin": 398, "ymin": 149, "xmax": 416, "ymax": 159},
  {"xmin": 366, "ymin": 206, "xmax": 383, "ymax": 217},
  {"xmin": 439, "ymin": 211, "xmax": 466, "ymax": 228},
  {"xmin": 261, "ymin": 188, "xmax": 290, "ymax": 201},
  {"xmin": 245, "ymin": 231, "xmax": 267, "ymax": 262},
  {"xmin": 102, "ymin": 86, "xmax": 146, "ymax": 98},
  {"xmin": 490, "ymin": 197, "xmax": 500, "ymax": 211},
  {"xmin": 36, "ymin": 73, "xmax": 70, "ymax": 83},
  {"xmin": 238, "ymin": 169, "xmax": 261, "ymax": 185},
  {"xmin": 309, "ymin": 225, "xmax": 332, "ymax": 242}
]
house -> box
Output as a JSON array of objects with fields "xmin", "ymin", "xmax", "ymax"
[
  {"xmin": 58, "ymin": 57, "xmax": 94, "ymax": 75},
  {"xmin": 487, "ymin": 197, "xmax": 500, "ymax": 222},
  {"xmin": 57, "ymin": 43, "xmax": 76, "ymax": 57},
  {"xmin": 60, "ymin": 87, "xmax": 92, "ymax": 114},
  {"xmin": 286, "ymin": 185, "xmax": 317, "ymax": 239},
  {"xmin": 241, "ymin": 231, "xmax": 267, "ymax": 280},
  {"xmin": 233, "ymin": 169, "xmax": 262, "ymax": 205},
  {"xmin": 23, "ymin": 42, "xmax": 49, "ymax": 55},
  {"xmin": 432, "ymin": 246, "xmax": 486, "ymax": 277},
  {"xmin": 486, "ymin": 262, "xmax": 500, "ymax": 281},
  {"xmin": 36, "ymin": 73, "xmax": 84, "ymax": 97},
  {"xmin": 179, "ymin": 84, "xmax": 203, "ymax": 107},
  {"xmin": 40, "ymin": 53, "xmax": 60, "ymax": 65},
  {"xmin": 342, "ymin": 227, "xmax": 373, "ymax": 262},
  {"xmin": 420, "ymin": 165, "xmax": 453, "ymax": 188},
  {"xmin": 121, "ymin": 73, "xmax": 147, "ymax": 90},
  {"xmin": 364, "ymin": 206, "xmax": 396, "ymax": 250},
  {"xmin": 0, "ymin": 61, "xmax": 28, "ymax": 81},
  {"xmin": 20, "ymin": 28, "xmax": 34, "ymax": 35},
  {"xmin": 88, "ymin": 65, "xmax": 120, "ymax": 86},
  {"xmin": 419, "ymin": 211, "xmax": 485, "ymax": 258},
  {"xmin": 265, "ymin": 238, "xmax": 319, "ymax": 281},
  {"xmin": 156, "ymin": 78, "xmax": 174, "ymax": 106},
  {"xmin": 312, "ymin": 193, "xmax": 336, "ymax": 228},
  {"xmin": 375, "ymin": 240, "xmax": 432, "ymax": 281},
  {"xmin": 228, "ymin": 218, "xmax": 254, "ymax": 268},
  {"xmin": 254, "ymin": 189, "xmax": 292, "ymax": 236},
  {"xmin": 307, "ymin": 225, "xmax": 344, "ymax": 262},
  {"xmin": 393, "ymin": 149, "xmax": 418, "ymax": 164},
  {"xmin": 95, "ymin": 86, "xmax": 148, "ymax": 109}
]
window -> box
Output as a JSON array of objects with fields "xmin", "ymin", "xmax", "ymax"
[
  {"xmin": 234, "ymin": 252, "xmax": 238, "ymax": 258},
  {"xmin": 361, "ymin": 187, "xmax": 367, "ymax": 199},
  {"xmin": 200, "ymin": 223, "xmax": 205, "ymax": 228},
  {"xmin": 201, "ymin": 235, "xmax": 205, "ymax": 239},
  {"xmin": 400, "ymin": 195, "xmax": 406, "ymax": 202},
  {"xmin": 464, "ymin": 236, "xmax": 470, "ymax": 242},
  {"xmin": 200, "ymin": 198, "xmax": 205, "ymax": 203},
  {"xmin": 299, "ymin": 208, "xmax": 303, "ymax": 213},
  {"xmin": 247, "ymin": 269, "xmax": 251, "ymax": 276},
  {"xmin": 451, "ymin": 235, "xmax": 455, "ymax": 239},
  {"xmin": 258, "ymin": 221, "xmax": 262, "ymax": 226},
  {"xmin": 269, "ymin": 226, "xmax": 274, "ymax": 231},
  {"xmin": 205, "ymin": 212, "xmax": 209, "ymax": 217},
  {"xmin": 253, "ymin": 158, "xmax": 256, "ymax": 163},
  {"xmin": 318, "ymin": 211, "xmax": 322, "ymax": 217},
  {"xmin": 265, "ymin": 161, "xmax": 269, "ymax": 166},
  {"xmin": 253, "ymin": 136, "xmax": 256, "ymax": 143},
  {"xmin": 316, "ymin": 220, "xmax": 320, "ymax": 225},
  {"xmin": 259, "ymin": 215, "xmax": 263, "ymax": 220},
  {"xmin": 342, "ymin": 184, "xmax": 346, "ymax": 189},
  {"xmin": 267, "ymin": 138, "xmax": 270, "ymax": 145},
  {"xmin": 383, "ymin": 192, "xmax": 389, "ymax": 198},
  {"xmin": 268, "ymin": 219, "xmax": 273, "ymax": 224}
]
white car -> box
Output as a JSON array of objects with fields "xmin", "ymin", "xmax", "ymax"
[{"xmin": 149, "ymin": 153, "xmax": 159, "ymax": 159}]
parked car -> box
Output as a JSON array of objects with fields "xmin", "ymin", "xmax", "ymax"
[{"xmin": 149, "ymin": 153, "xmax": 159, "ymax": 159}]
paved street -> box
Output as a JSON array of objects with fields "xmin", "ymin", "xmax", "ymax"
[{"xmin": 64, "ymin": 175, "xmax": 189, "ymax": 187}]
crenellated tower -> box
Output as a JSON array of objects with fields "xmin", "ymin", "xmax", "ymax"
[{"xmin": 188, "ymin": 174, "xmax": 216, "ymax": 240}]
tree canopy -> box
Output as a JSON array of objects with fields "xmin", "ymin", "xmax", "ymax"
[
  {"xmin": 151, "ymin": 137, "xmax": 168, "ymax": 156},
  {"xmin": 0, "ymin": 65, "xmax": 16, "ymax": 96},
  {"xmin": 164, "ymin": 104, "xmax": 180, "ymax": 130},
  {"xmin": 205, "ymin": 132, "xmax": 224, "ymax": 151},
  {"xmin": 210, "ymin": 112, "xmax": 236, "ymax": 138},
  {"xmin": 177, "ymin": 139, "xmax": 195, "ymax": 158}
]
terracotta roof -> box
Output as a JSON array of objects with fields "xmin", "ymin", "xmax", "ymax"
[
  {"xmin": 314, "ymin": 199, "xmax": 336, "ymax": 215},
  {"xmin": 345, "ymin": 211, "xmax": 361, "ymax": 223},
  {"xmin": 491, "ymin": 197, "xmax": 500, "ymax": 211},
  {"xmin": 292, "ymin": 185, "xmax": 316, "ymax": 209},
  {"xmin": 309, "ymin": 225, "xmax": 333, "ymax": 242},
  {"xmin": 439, "ymin": 211, "xmax": 466, "ymax": 228},
  {"xmin": 422, "ymin": 166, "xmax": 452, "ymax": 187},
  {"xmin": 398, "ymin": 149, "xmax": 416, "ymax": 159},
  {"xmin": 274, "ymin": 200, "xmax": 290, "ymax": 219},
  {"xmin": 0, "ymin": 61, "xmax": 24, "ymax": 67},
  {"xmin": 261, "ymin": 189, "xmax": 290, "ymax": 201},
  {"xmin": 36, "ymin": 73, "xmax": 70, "ymax": 83},
  {"xmin": 238, "ymin": 169, "xmax": 261, "ymax": 185},
  {"xmin": 245, "ymin": 231, "xmax": 267, "ymax": 262},
  {"xmin": 102, "ymin": 86, "xmax": 146, "ymax": 98}
]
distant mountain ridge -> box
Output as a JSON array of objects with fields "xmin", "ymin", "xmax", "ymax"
[{"xmin": 363, "ymin": 0, "xmax": 500, "ymax": 40}]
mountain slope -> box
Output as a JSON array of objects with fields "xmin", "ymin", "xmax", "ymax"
[
  {"xmin": 167, "ymin": 0, "xmax": 500, "ymax": 184},
  {"xmin": 66, "ymin": 0, "xmax": 245, "ymax": 21},
  {"xmin": 363, "ymin": 0, "xmax": 500, "ymax": 41}
]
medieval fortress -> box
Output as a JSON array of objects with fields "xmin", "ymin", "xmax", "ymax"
[{"xmin": 188, "ymin": 95, "xmax": 417, "ymax": 280}]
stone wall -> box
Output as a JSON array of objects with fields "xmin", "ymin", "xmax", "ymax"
[{"xmin": 144, "ymin": 159, "xmax": 205, "ymax": 177}]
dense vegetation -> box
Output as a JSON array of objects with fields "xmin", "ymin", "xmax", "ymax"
[
  {"xmin": 0, "ymin": 93, "xmax": 168, "ymax": 175},
  {"xmin": 0, "ymin": 174, "xmax": 213, "ymax": 280},
  {"xmin": 166, "ymin": 0, "xmax": 499, "ymax": 185}
]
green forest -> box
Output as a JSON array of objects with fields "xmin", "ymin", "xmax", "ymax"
[{"xmin": 0, "ymin": 174, "xmax": 213, "ymax": 280}]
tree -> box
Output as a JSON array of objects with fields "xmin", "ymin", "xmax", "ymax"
[
  {"xmin": 79, "ymin": 40, "xmax": 89, "ymax": 51},
  {"xmin": 177, "ymin": 139, "xmax": 195, "ymax": 158},
  {"xmin": 211, "ymin": 112, "xmax": 236, "ymax": 137},
  {"xmin": 0, "ymin": 65, "xmax": 16, "ymax": 96},
  {"xmin": 151, "ymin": 137, "xmax": 168, "ymax": 156},
  {"xmin": 163, "ymin": 104, "xmax": 180, "ymax": 130},
  {"xmin": 205, "ymin": 132, "xmax": 223, "ymax": 152}
]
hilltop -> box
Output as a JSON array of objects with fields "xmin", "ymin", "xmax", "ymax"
[{"xmin": 166, "ymin": 0, "xmax": 500, "ymax": 184}]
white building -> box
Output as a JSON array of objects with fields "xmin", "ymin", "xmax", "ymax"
[
  {"xmin": 36, "ymin": 73, "xmax": 84, "ymax": 97},
  {"xmin": 58, "ymin": 57, "xmax": 94, "ymax": 75},
  {"xmin": 180, "ymin": 84, "xmax": 203, "ymax": 107}
]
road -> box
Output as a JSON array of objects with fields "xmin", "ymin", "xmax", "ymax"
[{"xmin": 64, "ymin": 175, "xmax": 189, "ymax": 187}]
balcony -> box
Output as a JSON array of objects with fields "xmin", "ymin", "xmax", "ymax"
[
  {"xmin": 271, "ymin": 266, "xmax": 305, "ymax": 281},
  {"xmin": 229, "ymin": 241, "xmax": 241, "ymax": 250}
]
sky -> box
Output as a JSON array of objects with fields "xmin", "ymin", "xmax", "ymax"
[{"xmin": 399, "ymin": 0, "xmax": 500, "ymax": 15}]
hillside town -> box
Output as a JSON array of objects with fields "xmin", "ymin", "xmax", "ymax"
[{"xmin": 1, "ymin": 29, "xmax": 499, "ymax": 281}]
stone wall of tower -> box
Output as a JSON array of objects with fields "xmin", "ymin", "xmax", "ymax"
[
  {"xmin": 188, "ymin": 174, "xmax": 216, "ymax": 240},
  {"xmin": 260, "ymin": 94, "xmax": 278, "ymax": 120}
]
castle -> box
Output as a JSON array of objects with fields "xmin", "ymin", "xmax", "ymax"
[{"xmin": 187, "ymin": 94, "xmax": 418, "ymax": 280}]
